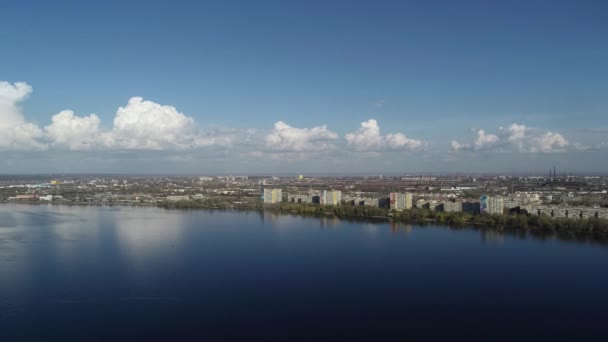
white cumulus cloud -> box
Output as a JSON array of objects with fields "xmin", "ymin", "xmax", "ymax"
[
  {"xmin": 386, "ymin": 133, "xmax": 424, "ymax": 149},
  {"xmin": 499, "ymin": 123, "xmax": 568, "ymax": 152},
  {"xmin": 42, "ymin": 97, "xmax": 236, "ymax": 151},
  {"xmin": 0, "ymin": 81, "xmax": 46, "ymax": 151},
  {"xmin": 345, "ymin": 119, "xmax": 423, "ymax": 151},
  {"xmin": 45, "ymin": 110, "xmax": 105, "ymax": 151},
  {"xmin": 265, "ymin": 121, "xmax": 338, "ymax": 152},
  {"xmin": 110, "ymin": 97, "xmax": 198, "ymax": 150},
  {"xmin": 531, "ymin": 131, "xmax": 569, "ymax": 152},
  {"xmin": 450, "ymin": 129, "xmax": 499, "ymax": 151}
]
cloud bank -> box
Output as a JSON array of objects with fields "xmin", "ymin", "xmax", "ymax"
[
  {"xmin": 0, "ymin": 82, "xmax": 238, "ymax": 152},
  {"xmin": 1, "ymin": 81, "xmax": 427, "ymax": 157},
  {"xmin": 2, "ymin": 80, "xmax": 579, "ymax": 164},
  {"xmin": 451, "ymin": 123, "xmax": 569, "ymax": 153}
]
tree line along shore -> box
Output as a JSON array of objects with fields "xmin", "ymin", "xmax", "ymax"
[{"xmin": 158, "ymin": 198, "xmax": 608, "ymax": 237}]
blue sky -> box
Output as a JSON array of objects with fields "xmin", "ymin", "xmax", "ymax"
[{"xmin": 0, "ymin": 0, "xmax": 607, "ymax": 174}]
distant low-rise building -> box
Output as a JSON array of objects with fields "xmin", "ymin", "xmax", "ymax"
[
  {"xmin": 166, "ymin": 195, "xmax": 190, "ymax": 201},
  {"xmin": 16, "ymin": 194, "xmax": 37, "ymax": 200}
]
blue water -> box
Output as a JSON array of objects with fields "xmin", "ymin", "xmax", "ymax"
[{"xmin": 1, "ymin": 204, "xmax": 607, "ymax": 340}]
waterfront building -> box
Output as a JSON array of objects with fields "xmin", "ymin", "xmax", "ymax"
[
  {"xmin": 263, "ymin": 188, "xmax": 282, "ymax": 204},
  {"xmin": 343, "ymin": 194, "xmax": 379, "ymax": 207},
  {"xmin": 389, "ymin": 192, "xmax": 413, "ymax": 211},
  {"xmin": 417, "ymin": 200, "xmax": 441, "ymax": 211},
  {"xmin": 287, "ymin": 193, "xmax": 312, "ymax": 204},
  {"xmin": 529, "ymin": 206, "xmax": 608, "ymax": 219},
  {"xmin": 321, "ymin": 190, "xmax": 342, "ymax": 206},
  {"xmin": 442, "ymin": 201, "xmax": 462, "ymax": 213},
  {"xmin": 480, "ymin": 195, "xmax": 504, "ymax": 215}
]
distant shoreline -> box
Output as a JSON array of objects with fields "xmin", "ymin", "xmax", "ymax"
[
  {"xmin": 2, "ymin": 201, "xmax": 608, "ymax": 242},
  {"xmin": 0, "ymin": 200, "xmax": 157, "ymax": 207}
]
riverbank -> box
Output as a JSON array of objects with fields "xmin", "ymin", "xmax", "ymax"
[
  {"xmin": 153, "ymin": 199, "xmax": 608, "ymax": 237},
  {"xmin": 3, "ymin": 199, "xmax": 608, "ymax": 238},
  {"xmin": 264, "ymin": 202, "xmax": 608, "ymax": 237}
]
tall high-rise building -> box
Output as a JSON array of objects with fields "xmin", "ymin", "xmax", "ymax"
[
  {"xmin": 389, "ymin": 192, "xmax": 413, "ymax": 211},
  {"xmin": 480, "ymin": 195, "xmax": 503, "ymax": 215},
  {"xmin": 320, "ymin": 190, "xmax": 342, "ymax": 206},
  {"xmin": 263, "ymin": 188, "xmax": 282, "ymax": 204}
]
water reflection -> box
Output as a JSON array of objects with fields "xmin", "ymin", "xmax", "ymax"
[
  {"xmin": 390, "ymin": 221, "xmax": 413, "ymax": 234},
  {"xmin": 363, "ymin": 223, "xmax": 381, "ymax": 234},
  {"xmin": 257, "ymin": 210, "xmax": 281, "ymax": 224},
  {"xmin": 0, "ymin": 226, "xmax": 26, "ymax": 299},
  {"xmin": 113, "ymin": 208, "xmax": 187, "ymax": 267},
  {"xmin": 480, "ymin": 229, "xmax": 505, "ymax": 244},
  {"xmin": 319, "ymin": 216, "xmax": 339, "ymax": 229}
]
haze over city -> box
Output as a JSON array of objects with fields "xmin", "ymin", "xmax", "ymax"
[{"xmin": 1, "ymin": 1, "xmax": 606, "ymax": 174}]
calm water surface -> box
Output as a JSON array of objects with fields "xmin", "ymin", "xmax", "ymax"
[{"xmin": 1, "ymin": 204, "xmax": 607, "ymax": 340}]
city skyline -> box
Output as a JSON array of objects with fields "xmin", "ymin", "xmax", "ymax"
[{"xmin": 1, "ymin": 1, "xmax": 607, "ymax": 173}]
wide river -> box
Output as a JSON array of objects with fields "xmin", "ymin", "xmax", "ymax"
[{"xmin": 1, "ymin": 204, "xmax": 607, "ymax": 340}]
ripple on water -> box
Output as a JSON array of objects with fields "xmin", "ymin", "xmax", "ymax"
[{"xmin": 0, "ymin": 213, "xmax": 17, "ymax": 228}]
